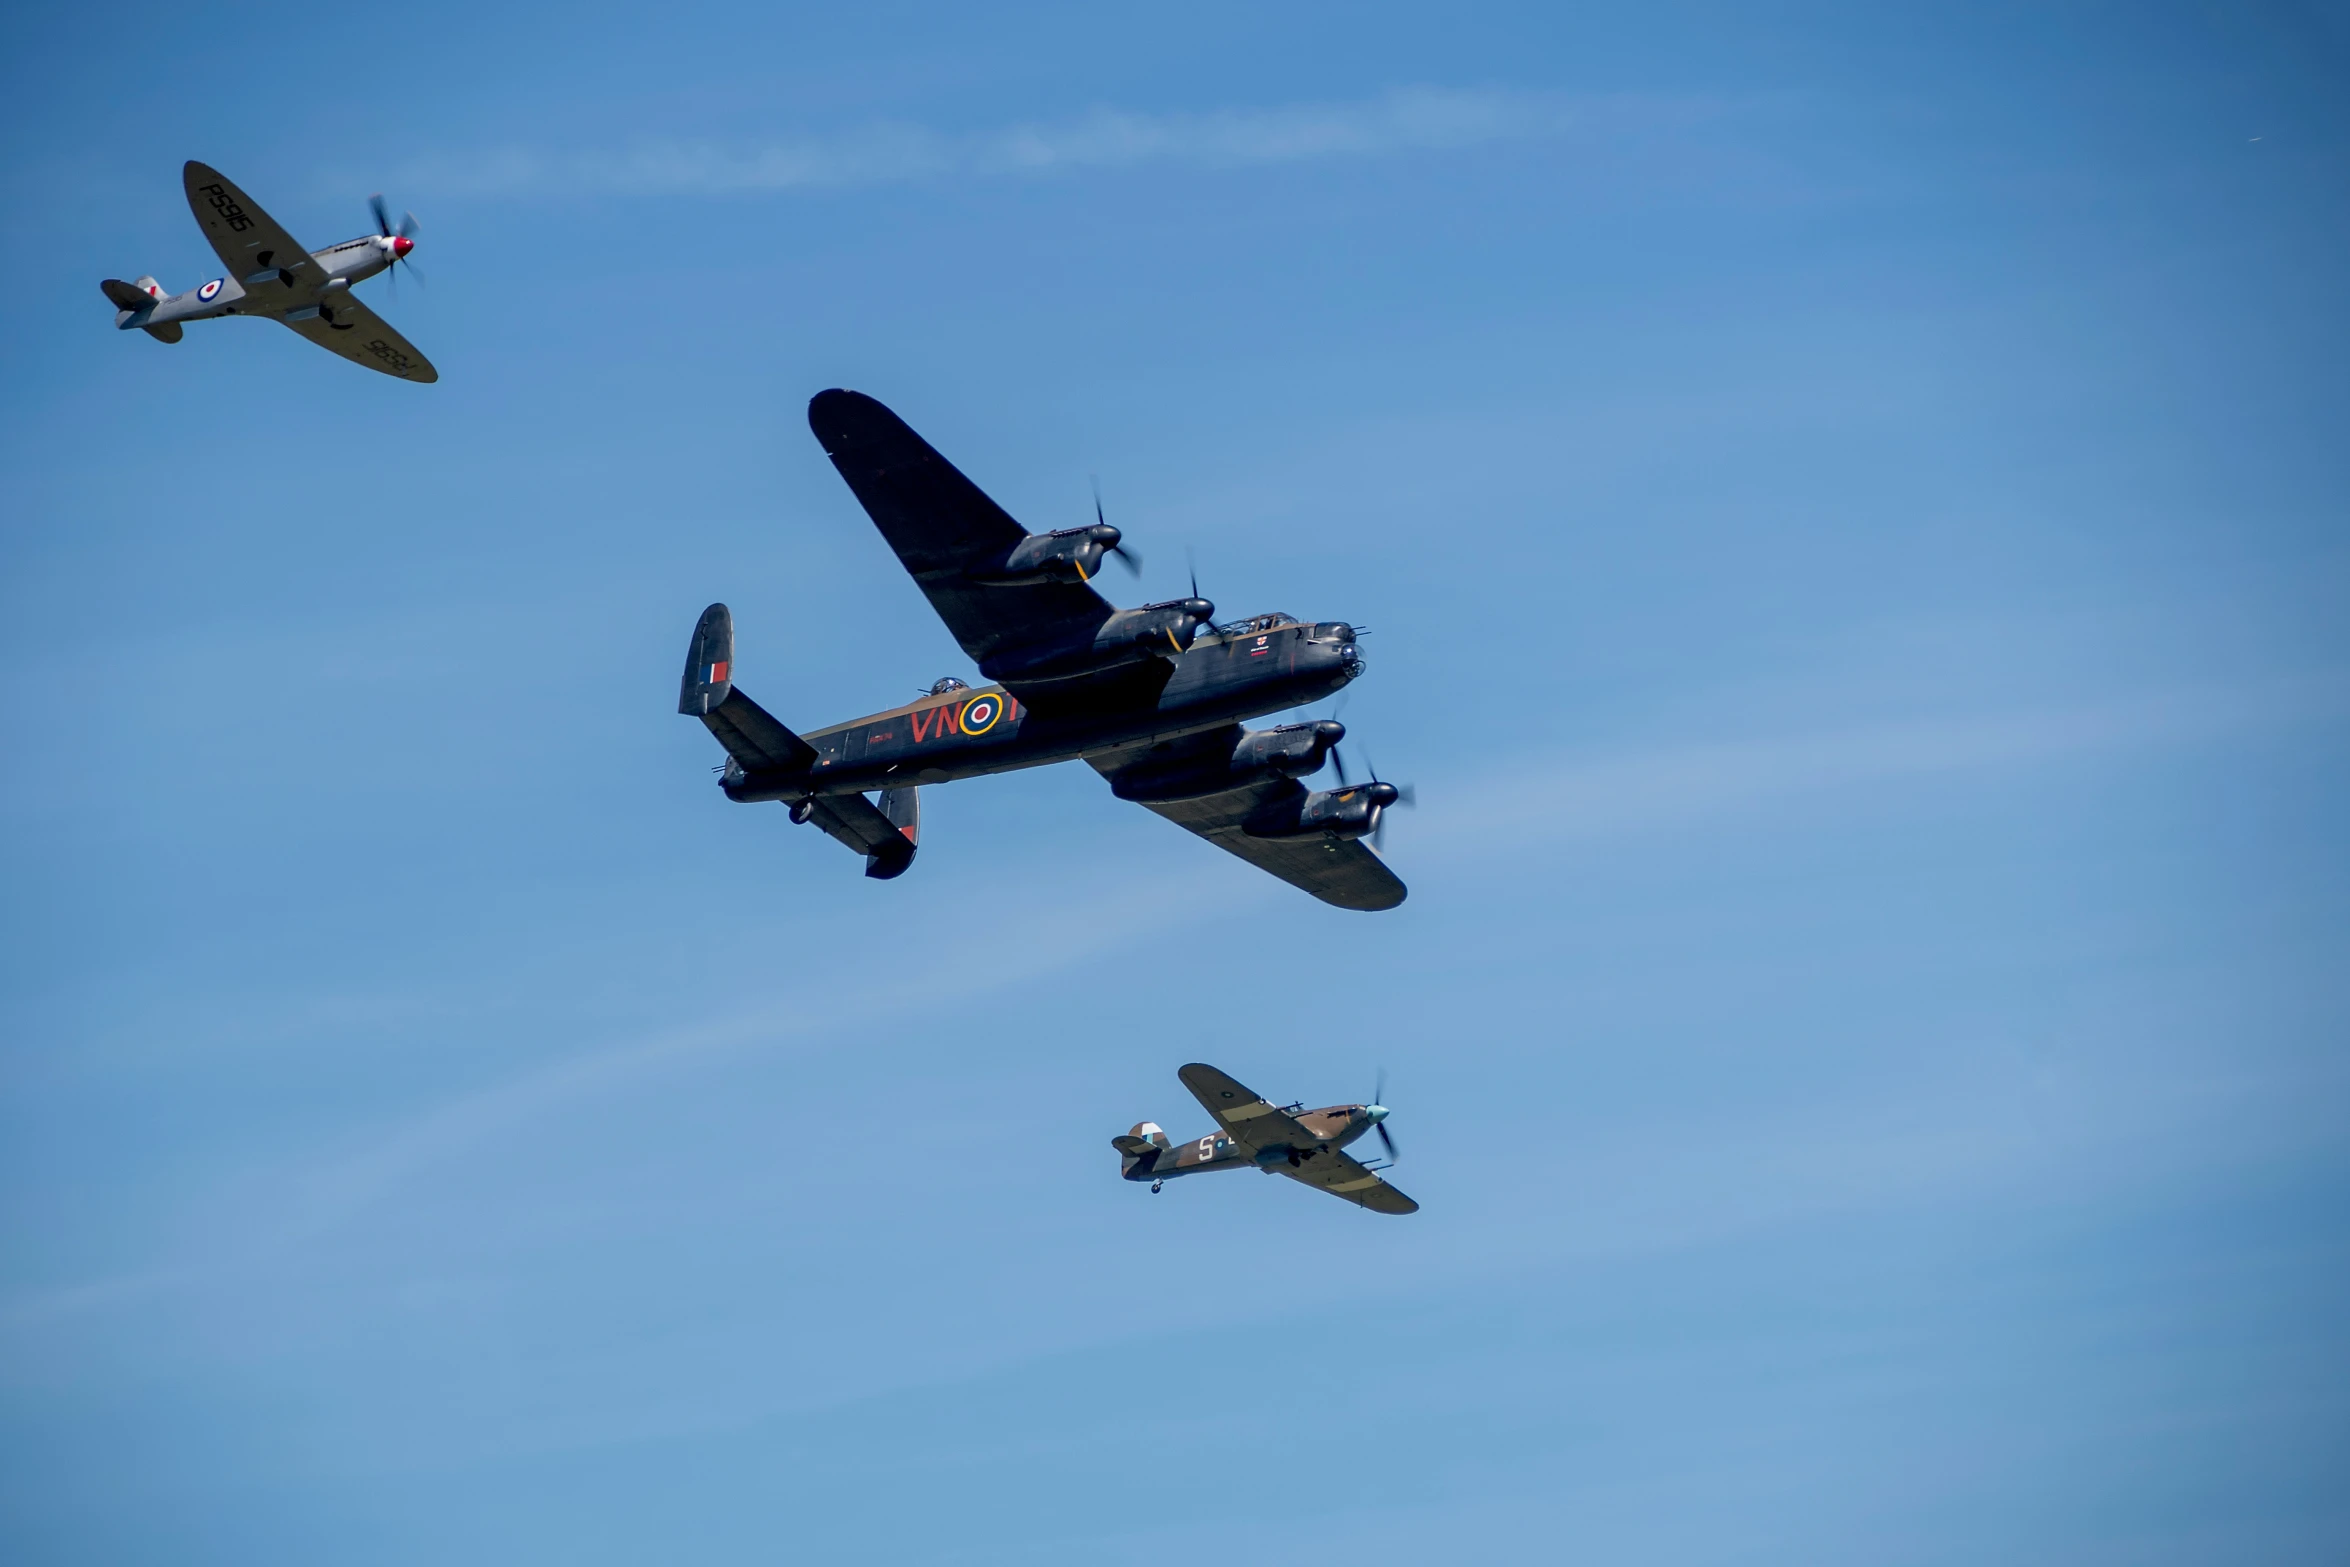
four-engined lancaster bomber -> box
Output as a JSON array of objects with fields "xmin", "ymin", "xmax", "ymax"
[
  {"xmin": 1117, "ymin": 1063, "xmax": 1417, "ymax": 1214},
  {"xmin": 679, "ymin": 389, "xmax": 1410, "ymax": 911},
  {"xmin": 100, "ymin": 161, "xmax": 435, "ymax": 382}
]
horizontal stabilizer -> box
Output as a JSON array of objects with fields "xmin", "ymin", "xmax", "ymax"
[
  {"xmin": 804, "ymin": 791, "xmax": 918, "ymax": 880},
  {"xmin": 704, "ymin": 688, "xmax": 818, "ymax": 776},
  {"xmin": 142, "ymin": 321, "xmax": 184, "ymax": 344},
  {"xmin": 101, "ymin": 278, "xmax": 156, "ymax": 311}
]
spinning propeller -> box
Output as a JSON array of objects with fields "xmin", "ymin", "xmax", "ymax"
[
  {"xmin": 1088, "ymin": 477, "xmax": 1143, "ymax": 577},
  {"xmin": 1329, "ymin": 739, "xmax": 1416, "ymax": 849},
  {"xmin": 1364, "ymin": 1069, "xmax": 1400, "ymax": 1163},
  {"xmin": 368, "ymin": 194, "xmax": 423, "ymax": 297}
]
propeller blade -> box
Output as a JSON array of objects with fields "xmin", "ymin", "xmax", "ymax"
[
  {"xmin": 1091, "ymin": 476, "xmax": 1143, "ymax": 574},
  {"xmin": 370, "ymin": 193, "xmax": 392, "ymax": 237},
  {"xmin": 399, "ymin": 209, "xmax": 420, "ymax": 241},
  {"xmin": 1187, "ymin": 546, "xmax": 1199, "ymax": 602},
  {"xmin": 1331, "ymin": 744, "xmax": 1350, "ymax": 788},
  {"xmin": 1377, "ymin": 1122, "xmax": 1398, "ymax": 1162}
]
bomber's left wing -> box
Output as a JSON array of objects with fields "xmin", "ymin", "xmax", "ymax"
[
  {"xmin": 808, "ymin": 390, "xmax": 1113, "ymax": 668},
  {"xmin": 183, "ymin": 162, "xmax": 326, "ymax": 290},
  {"xmin": 1092, "ymin": 740, "xmax": 1406, "ymax": 912},
  {"xmin": 279, "ymin": 292, "xmax": 438, "ymax": 382}
]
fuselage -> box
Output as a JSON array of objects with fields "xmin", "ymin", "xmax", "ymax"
[
  {"xmin": 1121, "ymin": 1103, "xmax": 1384, "ymax": 1184},
  {"xmin": 725, "ymin": 614, "xmax": 1361, "ymax": 801},
  {"xmin": 115, "ymin": 232, "xmax": 404, "ymax": 330}
]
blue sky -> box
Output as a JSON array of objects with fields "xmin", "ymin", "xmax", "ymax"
[{"xmin": 3, "ymin": 3, "xmax": 2346, "ymax": 1561}]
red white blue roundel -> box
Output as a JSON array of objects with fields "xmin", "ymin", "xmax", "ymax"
[
  {"xmin": 197, "ymin": 278, "xmax": 224, "ymax": 302},
  {"xmin": 958, "ymin": 693, "xmax": 1005, "ymax": 734}
]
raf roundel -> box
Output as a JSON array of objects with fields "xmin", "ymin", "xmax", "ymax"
[
  {"xmin": 958, "ymin": 693, "xmax": 1004, "ymax": 735},
  {"xmin": 197, "ymin": 278, "xmax": 224, "ymax": 302}
]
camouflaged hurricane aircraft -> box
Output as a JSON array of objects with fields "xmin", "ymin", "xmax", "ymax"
[
  {"xmin": 1116, "ymin": 1063, "xmax": 1417, "ymax": 1214},
  {"xmin": 100, "ymin": 161, "xmax": 435, "ymax": 382},
  {"xmin": 680, "ymin": 390, "xmax": 1412, "ymax": 911}
]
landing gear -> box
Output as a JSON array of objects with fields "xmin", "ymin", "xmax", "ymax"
[
  {"xmin": 1150, "ymin": 1180, "xmax": 1164, "ymax": 1194},
  {"xmin": 788, "ymin": 800, "xmax": 814, "ymax": 824}
]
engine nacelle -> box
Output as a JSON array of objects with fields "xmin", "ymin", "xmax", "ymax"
[
  {"xmin": 979, "ymin": 597, "xmax": 1216, "ymax": 683},
  {"xmin": 1243, "ymin": 781, "xmax": 1399, "ymax": 842},
  {"xmin": 1110, "ymin": 721, "xmax": 1345, "ymax": 802},
  {"xmin": 964, "ymin": 524, "xmax": 1124, "ymax": 586}
]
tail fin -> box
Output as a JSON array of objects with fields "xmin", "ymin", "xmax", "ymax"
[
  {"xmin": 679, "ymin": 602, "xmax": 818, "ymax": 778},
  {"xmin": 880, "ymin": 785, "xmax": 919, "ymax": 848},
  {"xmin": 1112, "ymin": 1121, "xmax": 1172, "ymax": 1165},
  {"xmin": 102, "ymin": 278, "xmax": 178, "ymax": 340},
  {"xmin": 679, "ymin": 603, "xmax": 734, "ymax": 716}
]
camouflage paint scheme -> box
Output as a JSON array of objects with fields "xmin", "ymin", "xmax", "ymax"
[
  {"xmin": 1116, "ymin": 1063, "xmax": 1417, "ymax": 1215},
  {"xmin": 99, "ymin": 161, "xmax": 435, "ymax": 381},
  {"xmin": 679, "ymin": 391, "xmax": 1407, "ymax": 910}
]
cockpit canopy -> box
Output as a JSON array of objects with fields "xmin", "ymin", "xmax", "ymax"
[
  {"xmin": 1218, "ymin": 612, "xmax": 1299, "ymax": 635},
  {"xmin": 928, "ymin": 676, "xmax": 970, "ymax": 695}
]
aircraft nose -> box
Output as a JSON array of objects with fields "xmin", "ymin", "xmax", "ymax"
[
  {"xmin": 1364, "ymin": 1104, "xmax": 1389, "ymax": 1123},
  {"xmin": 392, "ymin": 236, "xmax": 415, "ymax": 258}
]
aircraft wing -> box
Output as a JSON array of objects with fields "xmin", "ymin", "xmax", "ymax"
[
  {"xmin": 1178, "ymin": 1064, "xmax": 1417, "ymax": 1213},
  {"xmin": 278, "ymin": 293, "xmax": 439, "ymax": 383},
  {"xmin": 1092, "ymin": 744, "xmax": 1406, "ymax": 911},
  {"xmin": 1273, "ymin": 1146, "xmax": 1419, "ymax": 1215},
  {"xmin": 1179, "ymin": 1063, "xmax": 1317, "ymax": 1149},
  {"xmin": 183, "ymin": 161, "xmax": 326, "ymax": 288},
  {"xmin": 808, "ymin": 390, "xmax": 1113, "ymax": 667}
]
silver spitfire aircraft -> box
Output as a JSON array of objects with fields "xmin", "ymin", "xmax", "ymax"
[
  {"xmin": 100, "ymin": 161, "xmax": 435, "ymax": 382},
  {"xmin": 1116, "ymin": 1063, "xmax": 1418, "ymax": 1214}
]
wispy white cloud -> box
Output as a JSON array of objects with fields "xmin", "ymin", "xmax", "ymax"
[
  {"xmin": 398, "ymin": 87, "xmax": 1654, "ymax": 199},
  {"xmin": 1415, "ymin": 671, "xmax": 2350, "ymax": 857}
]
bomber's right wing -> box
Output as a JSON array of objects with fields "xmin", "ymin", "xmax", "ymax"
[
  {"xmin": 183, "ymin": 162, "xmax": 326, "ymax": 290},
  {"xmin": 1093, "ymin": 755, "xmax": 1406, "ymax": 912}
]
